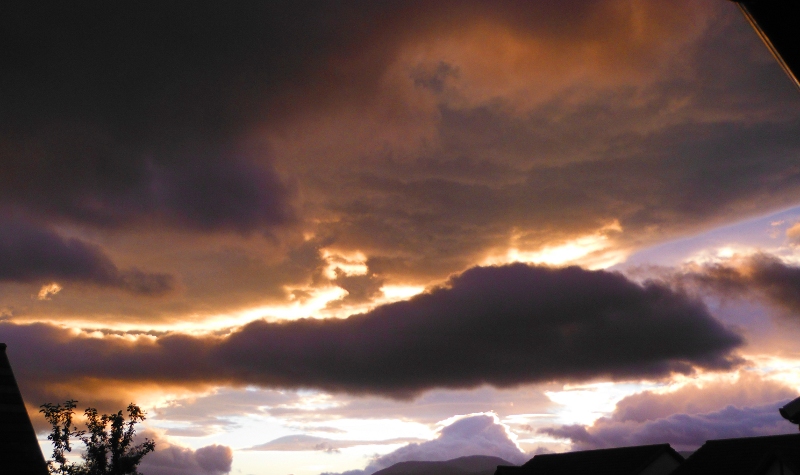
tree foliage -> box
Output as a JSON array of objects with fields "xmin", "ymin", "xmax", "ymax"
[{"xmin": 40, "ymin": 401, "xmax": 155, "ymax": 475}]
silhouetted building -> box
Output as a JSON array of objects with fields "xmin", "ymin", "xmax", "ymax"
[
  {"xmin": 671, "ymin": 433, "xmax": 800, "ymax": 475},
  {"xmin": 494, "ymin": 443, "xmax": 683, "ymax": 475},
  {"xmin": 0, "ymin": 343, "xmax": 49, "ymax": 474}
]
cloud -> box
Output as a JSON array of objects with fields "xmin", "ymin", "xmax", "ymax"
[
  {"xmin": 608, "ymin": 372, "xmax": 797, "ymax": 424},
  {"xmin": 147, "ymin": 385, "xmax": 554, "ymax": 443},
  {"xmin": 0, "ymin": 219, "xmax": 174, "ymax": 295},
  {"xmin": 3, "ymin": 1, "xmax": 795, "ymax": 248},
  {"xmin": 4, "ymin": 264, "xmax": 743, "ymax": 400},
  {"xmin": 545, "ymin": 403, "xmax": 794, "ymax": 453},
  {"xmin": 330, "ymin": 269, "xmax": 385, "ymax": 305},
  {"xmin": 0, "ymin": 135, "xmax": 293, "ymax": 232},
  {"xmin": 246, "ymin": 435, "xmax": 422, "ymax": 453},
  {"xmin": 138, "ymin": 439, "xmax": 233, "ymax": 475},
  {"xmin": 215, "ymin": 264, "xmax": 744, "ymax": 396},
  {"xmin": 37, "ymin": 283, "xmax": 62, "ymax": 300},
  {"xmin": 682, "ymin": 253, "xmax": 800, "ymax": 313},
  {"xmin": 9, "ymin": 1, "xmax": 697, "ymax": 235},
  {"xmin": 786, "ymin": 222, "xmax": 800, "ymax": 242},
  {"xmin": 283, "ymin": 2, "xmax": 800, "ymax": 282},
  {"xmin": 1, "ymin": 2, "xmax": 800, "ymax": 322},
  {"xmin": 541, "ymin": 372, "xmax": 798, "ymax": 452},
  {"xmin": 322, "ymin": 413, "xmax": 525, "ymax": 475},
  {"xmin": 265, "ymin": 386, "xmax": 553, "ymax": 426},
  {"xmin": 4, "ymin": 4, "xmax": 798, "ymax": 471},
  {"xmin": 2, "ymin": 4, "xmax": 328, "ymax": 232}
]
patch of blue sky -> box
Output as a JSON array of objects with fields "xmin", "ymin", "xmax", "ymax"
[{"xmin": 620, "ymin": 204, "xmax": 800, "ymax": 269}]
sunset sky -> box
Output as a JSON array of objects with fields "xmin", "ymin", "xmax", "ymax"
[{"xmin": 3, "ymin": 2, "xmax": 800, "ymax": 475}]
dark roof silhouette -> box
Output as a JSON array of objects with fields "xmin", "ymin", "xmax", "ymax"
[
  {"xmin": 0, "ymin": 343, "xmax": 49, "ymax": 475},
  {"xmin": 495, "ymin": 444, "xmax": 683, "ymax": 475},
  {"xmin": 373, "ymin": 455, "xmax": 512, "ymax": 475},
  {"xmin": 671, "ymin": 433, "xmax": 800, "ymax": 475}
]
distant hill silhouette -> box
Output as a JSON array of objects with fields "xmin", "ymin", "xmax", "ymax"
[{"xmin": 372, "ymin": 455, "xmax": 512, "ymax": 475}]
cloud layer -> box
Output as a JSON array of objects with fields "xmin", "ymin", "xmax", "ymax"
[
  {"xmin": 247, "ymin": 435, "xmax": 422, "ymax": 453},
  {"xmin": 2, "ymin": 2, "xmax": 800, "ymax": 321},
  {"xmin": 684, "ymin": 253, "xmax": 800, "ymax": 313},
  {"xmin": 0, "ymin": 218, "xmax": 173, "ymax": 295},
  {"xmin": 5, "ymin": 264, "xmax": 742, "ymax": 400},
  {"xmin": 541, "ymin": 372, "xmax": 798, "ymax": 452}
]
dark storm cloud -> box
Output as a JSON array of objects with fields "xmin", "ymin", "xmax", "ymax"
[
  {"xmin": 0, "ymin": 218, "xmax": 173, "ymax": 295},
  {"xmin": 1, "ymin": 2, "xmax": 328, "ymax": 231},
  {"xmin": 681, "ymin": 253, "xmax": 800, "ymax": 313},
  {"xmin": 1, "ymin": 0, "xmax": 695, "ymax": 130},
  {"xmin": 0, "ymin": 1, "xmax": 496, "ymax": 230},
  {"xmin": 3, "ymin": 264, "xmax": 742, "ymax": 399},
  {"xmin": 1, "ymin": 0, "xmax": 724, "ymax": 237},
  {"xmin": 0, "ymin": 131, "xmax": 293, "ymax": 231},
  {"xmin": 2, "ymin": 1, "xmax": 794, "ymax": 317}
]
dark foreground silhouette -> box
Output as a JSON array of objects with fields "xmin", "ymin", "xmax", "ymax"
[
  {"xmin": 0, "ymin": 343, "xmax": 48, "ymax": 474},
  {"xmin": 373, "ymin": 455, "xmax": 512, "ymax": 475}
]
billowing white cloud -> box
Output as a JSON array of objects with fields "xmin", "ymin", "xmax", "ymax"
[{"xmin": 321, "ymin": 413, "xmax": 526, "ymax": 475}]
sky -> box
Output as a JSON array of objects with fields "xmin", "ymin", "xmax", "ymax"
[{"xmin": 3, "ymin": 1, "xmax": 800, "ymax": 474}]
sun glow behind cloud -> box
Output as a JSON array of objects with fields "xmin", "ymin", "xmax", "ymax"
[
  {"xmin": 29, "ymin": 282, "xmax": 427, "ymax": 336},
  {"xmin": 683, "ymin": 244, "xmax": 760, "ymax": 266},
  {"xmin": 544, "ymin": 382, "xmax": 652, "ymax": 426},
  {"xmin": 321, "ymin": 249, "xmax": 369, "ymax": 279},
  {"xmin": 746, "ymin": 354, "xmax": 800, "ymax": 389},
  {"xmin": 483, "ymin": 222, "xmax": 627, "ymax": 270}
]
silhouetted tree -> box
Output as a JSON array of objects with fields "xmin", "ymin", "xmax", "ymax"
[{"xmin": 40, "ymin": 401, "xmax": 155, "ymax": 475}]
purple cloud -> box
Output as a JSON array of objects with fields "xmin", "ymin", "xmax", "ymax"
[
  {"xmin": 683, "ymin": 253, "xmax": 800, "ymax": 313},
  {"xmin": 544, "ymin": 403, "xmax": 795, "ymax": 452},
  {"xmin": 541, "ymin": 373, "xmax": 799, "ymax": 452},
  {"xmin": 0, "ymin": 218, "xmax": 173, "ymax": 295},
  {"xmin": 138, "ymin": 442, "xmax": 233, "ymax": 475}
]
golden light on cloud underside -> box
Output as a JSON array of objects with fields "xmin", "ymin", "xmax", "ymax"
[
  {"xmin": 37, "ymin": 282, "xmax": 62, "ymax": 300},
  {"xmin": 222, "ymin": 286, "xmax": 348, "ymax": 324},
  {"xmin": 34, "ymin": 280, "xmax": 427, "ymax": 336},
  {"xmin": 321, "ymin": 249, "xmax": 369, "ymax": 278},
  {"xmin": 683, "ymin": 245, "xmax": 755, "ymax": 266},
  {"xmin": 73, "ymin": 228, "xmax": 637, "ymax": 334},
  {"xmin": 483, "ymin": 221, "xmax": 627, "ymax": 270}
]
